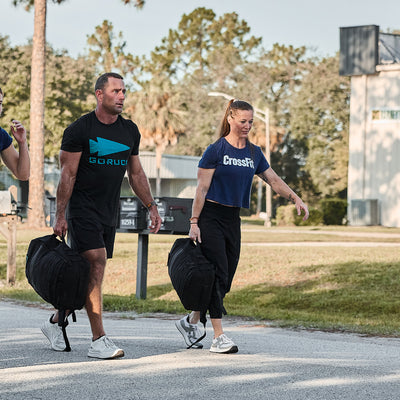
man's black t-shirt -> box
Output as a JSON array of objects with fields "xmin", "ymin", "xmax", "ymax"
[{"xmin": 61, "ymin": 111, "xmax": 141, "ymax": 226}]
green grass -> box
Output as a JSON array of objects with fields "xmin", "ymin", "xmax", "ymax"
[
  {"xmin": 1, "ymin": 224, "xmax": 400, "ymax": 336},
  {"xmin": 225, "ymin": 260, "xmax": 400, "ymax": 336}
]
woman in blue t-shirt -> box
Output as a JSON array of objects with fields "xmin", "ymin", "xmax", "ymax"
[
  {"xmin": 0, "ymin": 87, "xmax": 30, "ymax": 181},
  {"xmin": 175, "ymin": 99, "xmax": 309, "ymax": 354}
]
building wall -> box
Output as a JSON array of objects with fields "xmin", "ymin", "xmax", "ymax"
[
  {"xmin": 120, "ymin": 177, "xmax": 197, "ymax": 199},
  {"xmin": 120, "ymin": 152, "xmax": 200, "ymax": 199},
  {"xmin": 139, "ymin": 152, "xmax": 200, "ymax": 179},
  {"xmin": 348, "ymin": 65, "xmax": 400, "ymax": 227}
]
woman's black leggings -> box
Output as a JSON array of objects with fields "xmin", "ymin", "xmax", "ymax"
[{"xmin": 198, "ymin": 201, "xmax": 241, "ymax": 319}]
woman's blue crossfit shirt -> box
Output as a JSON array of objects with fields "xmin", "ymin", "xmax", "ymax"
[
  {"xmin": 0, "ymin": 127, "xmax": 13, "ymax": 152},
  {"xmin": 198, "ymin": 138, "xmax": 269, "ymax": 208}
]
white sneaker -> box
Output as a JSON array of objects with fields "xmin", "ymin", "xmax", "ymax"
[
  {"xmin": 41, "ymin": 317, "xmax": 66, "ymax": 351},
  {"xmin": 175, "ymin": 315, "xmax": 203, "ymax": 349},
  {"xmin": 88, "ymin": 335, "xmax": 124, "ymax": 359},
  {"xmin": 210, "ymin": 334, "xmax": 238, "ymax": 354}
]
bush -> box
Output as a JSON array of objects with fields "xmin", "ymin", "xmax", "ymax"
[
  {"xmin": 320, "ymin": 198, "xmax": 347, "ymax": 225},
  {"xmin": 276, "ymin": 205, "xmax": 296, "ymax": 226},
  {"xmin": 293, "ymin": 206, "xmax": 323, "ymax": 226},
  {"xmin": 276, "ymin": 205, "xmax": 323, "ymax": 226}
]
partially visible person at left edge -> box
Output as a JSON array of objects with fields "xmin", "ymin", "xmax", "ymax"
[{"xmin": 0, "ymin": 87, "xmax": 30, "ymax": 180}]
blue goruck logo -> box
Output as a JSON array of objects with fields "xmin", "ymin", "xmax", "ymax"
[{"xmin": 89, "ymin": 137, "xmax": 130, "ymax": 165}]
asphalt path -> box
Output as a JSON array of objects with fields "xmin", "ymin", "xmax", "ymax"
[{"xmin": 1, "ymin": 301, "xmax": 400, "ymax": 400}]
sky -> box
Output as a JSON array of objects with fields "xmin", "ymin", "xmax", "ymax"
[{"xmin": 1, "ymin": 0, "xmax": 400, "ymax": 59}]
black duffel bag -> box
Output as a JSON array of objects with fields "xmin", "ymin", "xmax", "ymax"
[
  {"xmin": 26, "ymin": 234, "xmax": 90, "ymax": 351},
  {"xmin": 167, "ymin": 238, "xmax": 215, "ymax": 347}
]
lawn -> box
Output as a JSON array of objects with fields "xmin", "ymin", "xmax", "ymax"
[{"xmin": 1, "ymin": 222, "xmax": 400, "ymax": 336}]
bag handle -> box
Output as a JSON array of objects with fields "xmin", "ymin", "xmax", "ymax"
[
  {"xmin": 52, "ymin": 233, "xmax": 67, "ymax": 245},
  {"xmin": 58, "ymin": 310, "xmax": 72, "ymax": 352},
  {"xmin": 186, "ymin": 311, "xmax": 207, "ymax": 349}
]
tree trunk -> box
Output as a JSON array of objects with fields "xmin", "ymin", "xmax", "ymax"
[{"xmin": 27, "ymin": 0, "xmax": 47, "ymax": 228}]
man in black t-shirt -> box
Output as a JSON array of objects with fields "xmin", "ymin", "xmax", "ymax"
[{"xmin": 41, "ymin": 73, "xmax": 161, "ymax": 359}]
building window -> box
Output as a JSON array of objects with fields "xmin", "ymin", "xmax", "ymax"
[{"xmin": 372, "ymin": 109, "xmax": 400, "ymax": 121}]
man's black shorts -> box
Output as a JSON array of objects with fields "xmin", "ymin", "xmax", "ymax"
[{"xmin": 67, "ymin": 217, "xmax": 116, "ymax": 259}]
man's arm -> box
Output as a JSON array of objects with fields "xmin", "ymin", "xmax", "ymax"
[
  {"xmin": 1, "ymin": 120, "xmax": 30, "ymax": 180},
  {"xmin": 53, "ymin": 150, "xmax": 82, "ymax": 237},
  {"xmin": 127, "ymin": 155, "xmax": 161, "ymax": 233}
]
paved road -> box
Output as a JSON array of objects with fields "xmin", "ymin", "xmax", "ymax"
[
  {"xmin": 242, "ymin": 228, "xmax": 400, "ymax": 240},
  {"xmin": 241, "ymin": 228, "xmax": 400, "ymax": 248},
  {"xmin": 1, "ymin": 301, "xmax": 400, "ymax": 400}
]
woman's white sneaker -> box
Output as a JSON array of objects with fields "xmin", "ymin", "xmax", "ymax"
[
  {"xmin": 87, "ymin": 335, "xmax": 124, "ymax": 359},
  {"xmin": 175, "ymin": 315, "xmax": 203, "ymax": 349},
  {"xmin": 210, "ymin": 334, "xmax": 238, "ymax": 354}
]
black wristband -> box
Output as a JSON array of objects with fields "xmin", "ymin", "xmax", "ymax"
[{"xmin": 146, "ymin": 200, "xmax": 157, "ymax": 209}]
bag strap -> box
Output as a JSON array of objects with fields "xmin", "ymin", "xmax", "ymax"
[
  {"xmin": 187, "ymin": 311, "xmax": 207, "ymax": 349},
  {"xmin": 57, "ymin": 309, "xmax": 76, "ymax": 352}
]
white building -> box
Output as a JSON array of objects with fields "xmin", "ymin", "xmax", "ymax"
[
  {"xmin": 340, "ymin": 25, "xmax": 400, "ymax": 227},
  {"xmin": 121, "ymin": 151, "xmax": 200, "ymax": 199}
]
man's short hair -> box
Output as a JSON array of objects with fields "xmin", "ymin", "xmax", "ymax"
[{"xmin": 95, "ymin": 72, "xmax": 124, "ymax": 92}]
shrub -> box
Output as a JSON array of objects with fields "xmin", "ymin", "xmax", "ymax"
[
  {"xmin": 276, "ymin": 205, "xmax": 296, "ymax": 226},
  {"xmin": 276, "ymin": 205, "xmax": 323, "ymax": 226},
  {"xmin": 320, "ymin": 198, "xmax": 347, "ymax": 225},
  {"xmin": 293, "ymin": 206, "xmax": 323, "ymax": 226}
]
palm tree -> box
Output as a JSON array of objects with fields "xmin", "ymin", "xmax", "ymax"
[
  {"xmin": 127, "ymin": 76, "xmax": 186, "ymax": 196},
  {"xmin": 12, "ymin": 0, "xmax": 145, "ymax": 227}
]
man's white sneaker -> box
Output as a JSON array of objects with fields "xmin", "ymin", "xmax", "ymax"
[
  {"xmin": 41, "ymin": 317, "xmax": 67, "ymax": 351},
  {"xmin": 175, "ymin": 315, "xmax": 203, "ymax": 349},
  {"xmin": 87, "ymin": 335, "xmax": 124, "ymax": 359},
  {"xmin": 210, "ymin": 334, "xmax": 238, "ymax": 354}
]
